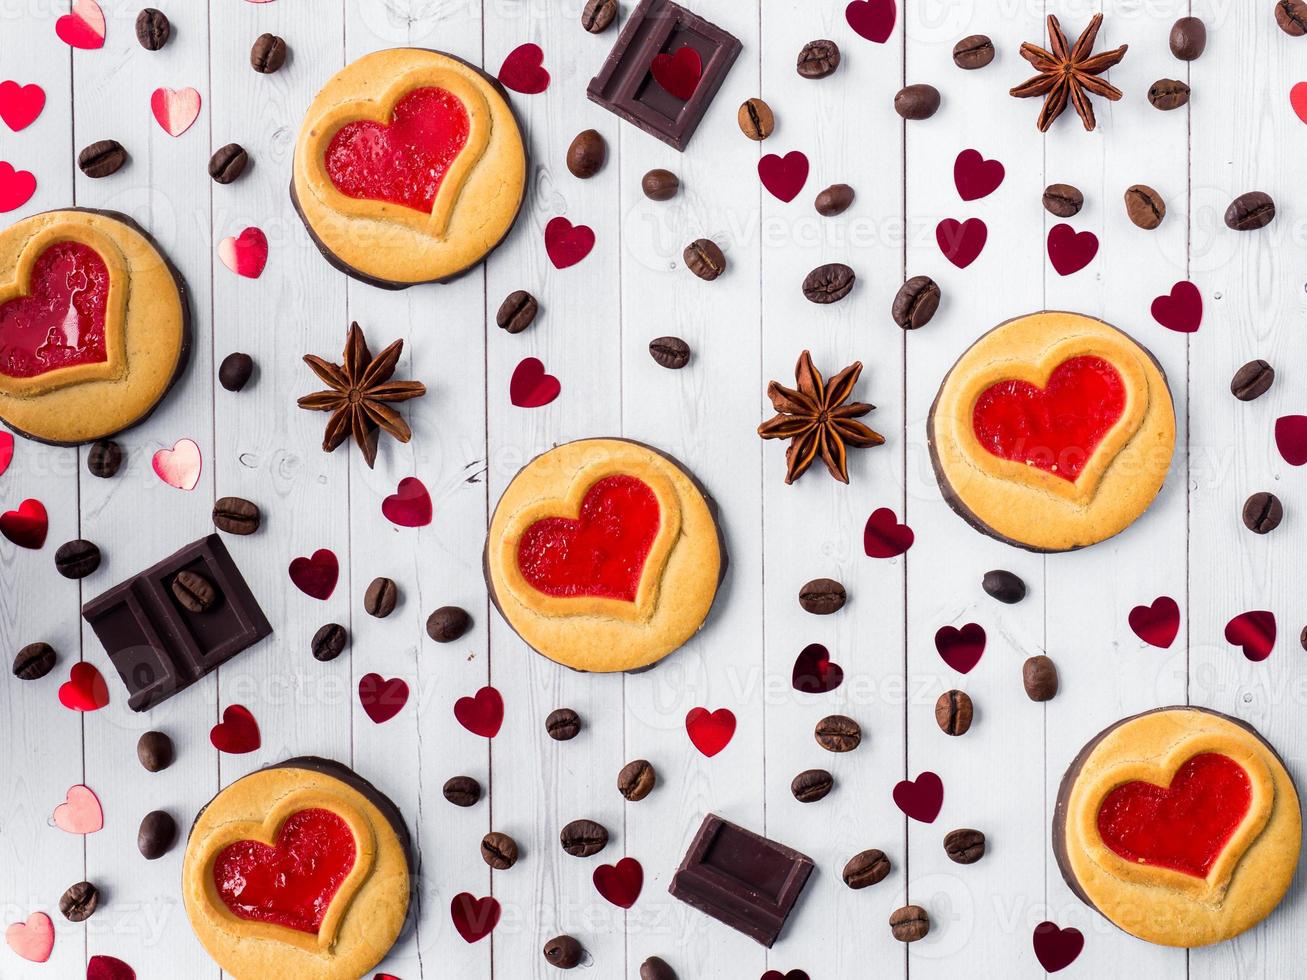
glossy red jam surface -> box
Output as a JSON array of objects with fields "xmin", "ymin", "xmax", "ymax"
[
  {"xmin": 0, "ymin": 241, "xmax": 109, "ymax": 379},
  {"xmin": 1096, "ymin": 753, "xmax": 1252, "ymax": 879},
  {"xmin": 324, "ymin": 87, "xmax": 471, "ymax": 214},
  {"xmin": 212, "ymin": 808, "xmax": 357, "ymax": 934},
  {"xmin": 971, "ymin": 356, "xmax": 1126, "ymax": 482},
  {"xmin": 517, "ymin": 475, "xmax": 661, "ymax": 602}
]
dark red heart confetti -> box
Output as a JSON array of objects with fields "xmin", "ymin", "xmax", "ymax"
[
  {"xmin": 358, "ymin": 673, "xmax": 409, "ymax": 724},
  {"xmin": 593, "ymin": 856, "xmax": 643, "ymax": 908},
  {"xmin": 451, "ymin": 892, "xmax": 500, "ymax": 943},
  {"xmin": 935, "ymin": 623, "xmax": 986, "ymax": 674},
  {"xmin": 0, "ymin": 497, "xmax": 47, "ymax": 549},
  {"xmin": 1150, "ymin": 281, "xmax": 1202, "ymax": 333},
  {"xmin": 381, "ymin": 477, "xmax": 432, "ymax": 528},
  {"xmin": 758, "ymin": 151, "xmax": 810, "ymax": 203},
  {"xmin": 864, "ymin": 507, "xmax": 913, "ymax": 558},
  {"xmin": 791, "ymin": 643, "xmax": 844, "ymax": 694},
  {"xmin": 893, "ymin": 771, "xmax": 943, "ymax": 823},
  {"xmin": 455, "ymin": 685, "xmax": 504, "ymax": 737},
  {"xmin": 936, "ymin": 217, "xmax": 987, "ymax": 268},
  {"xmin": 953, "ymin": 149, "xmax": 1004, "ymax": 202},
  {"xmin": 497, "ymin": 43, "xmax": 549, "ymax": 94},
  {"xmin": 1129, "ymin": 596, "xmax": 1180, "ymax": 649},
  {"xmin": 762, "ymin": 972, "xmax": 810, "ymax": 980},
  {"xmin": 1224, "ymin": 610, "xmax": 1275, "ymax": 662},
  {"xmin": 58, "ymin": 663, "xmax": 109, "ymax": 712},
  {"xmin": 544, "ymin": 216, "xmax": 595, "ymax": 269},
  {"xmin": 685, "ymin": 706, "xmax": 736, "ymax": 756},
  {"xmin": 87, "ymin": 955, "xmax": 136, "ymax": 980},
  {"xmin": 1275, "ymin": 415, "xmax": 1307, "ymax": 466},
  {"xmin": 650, "ymin": 46, "xmax": 702, "ymax": 100},
  {"xmin": 1032, "ymin": 921, "xmax": 1084, "ymax": 973},
  {"xmin": 288, "ymin": 548, "xmax": 338, "ymax": 600},
  {"xmin": 1047, "ymin": 223, "xmax": 1099, "ymax": 276},
  {"xmin": 845, "ymin": 0, "xmax": 896, "ymax": 43},
  {"xmin": 210, "ymin": 704, "xmax": 261, "ymax": 754},
  {"xmin": 509, "ymin": 357, "xmax": 561, "ymax": 408}
]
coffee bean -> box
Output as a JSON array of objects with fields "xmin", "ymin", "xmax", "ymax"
[
  {"xmin": 546, "ymin": 708, "xmax": 582, "ymax": 741},
  {"xmin": 172, "ymin": 571, "xmax": 218, "ymax": 613},
  {"xmin": 1243, "ymin": 492, "xmax": 1283, "ymax": 534},
  {"xmin": 208, "ymin": 143, "xmax": 249, "ymax": 185},
  {"xmin": 640, "ymin": 957, "xmax": 677, "ymax": 980},
  {"xmin": 684, "ymin": 239, "xmax": 726, "ymax": 281},
  {"xmin": 797, "ymin": 38, "xmax": 841, "ymax": 78},
  {"xmin": 843, "ymin": 848, "xmax": 890, "ymax": 889},
  {"xmin": 1302, "ymin": 626, "xmax": 1307, "ymax": 652},
  {"xmin": 560, "ymin": 818, "xmax": 608, "ymax": 857},
  {"xmin": 567, "ymin": 129, "xmax": 607, "ymax": 178},
  {"xmin": 1042, "ymin": 183, "xmax": 1084, "ymax": 218},
  {"xmin": 443, "ymin": 775, "xmax": 481, "ymax": 807},
  {"xmin": 1276, "ymin": 0, "xmax": 1307, "ymax": 36},
  {"xmin": 802, "ymin": 263, "xmax": 855, "ymax": 304},
  {"xmin": 943, "ymin": 828, "xmax": 986, "ymax": 864},
  {"xmin": 737, "ymin": 98, "xmax": 774, "ymax": 140},
  {"xmin": 55, "ymin": 539, "xmax": 101, "ymax": 579},
  {"xmin": 544, "ymin": 934, "xmax": 584, "ymax": 968},
  {"xmin": 138, "ymin": 810, "xmax": 177, "ymax": 860},
  {"xmin": 1231, "ymin": 359, "xmax": 1275, "ymax": 401},
  {"xmin": 581, "ymin": 0, "xmax": 617, "ymax": 33},
  {"xmin": 77, "ymin": 139, "xmax": 127, "ymax": 179},
  {"xmin": 890, "ymin": 904, "xmax": 930, "ymax": 942},
  {"xmin": 815, "ymin": 183, "xmax": 855, "ymax": 217},
  {"xmin": 1226, "ymin": 191, "xmax": 1276, "ymax": 231},
  {"xmin": 1023, "ymin": 655, "xmax": 1059, "ymax": 702},
  {"xmin": 798, "ymin": 577, "xmax": 846, "ymax": 615},
  {"xmin": 1148, "ymin": 78, "xmax": 1190, "ymax": 111},
  {"xmin": 649, "ymin": 336, "xmax": 691, "ymax": 369},
  {"xmin": 814, "ymin": 714, "xmax": 861, "ymax": 752},
  {"xmin": 953, "ymin": 34, "xmax": 995, "ymax": 69},
  {"xmin": 212, "ymin": 496, "xmax": 260, "ymax": 535},
  {"xmin": 496, "ymin": 290, "xmax": 539, "ymax": 334},
  {"xmin": 618, "ymin": 759, "xmax": 656, "ymax": 801},
  {"xmin": 1170, "ymin": 17, "xmax": 1207, "ymax": 60},
  {"xmin": 791, "ymin": 768, "xmax": 834, "ymax": 803},
  {"xmin": 218, "ymin": 351, "xmax": 254, "ymax": 391},
  {"xmin": 894, "ymin": 84, "xmax": 940, "ymax": 120},
  {"xmin": 12, "ymin": 642, "xmax": 55, "ymax": 681},
  {"xmin": 426, "ymin": 605, "xmax": 470, "ymax": 642},
  {"xmin": 135, "ymin": 8, "xmax": 170, "ymax": 50},
  {"xmin": 892, "ymin": 275, "xmax": 941, "ymax": 329},
  {"xmin": 250, "ymin": 33, "xmax": 287, "ymax": 73},
  {"xmin": 481, "ymin": 831, "xmax": 519, "ymax": 870},
  {"xmin": 935, "ymin": 689, "xmax": 973, "ymax": 736},
  {"xmin": 642, "ymin": 168, "xmax": 679, "ymax": 201},
  {"xmin": 59, "ymin": 881, "xmax": 99, "ymax": 922},
  {"xmin": 137, "ymin": 730, "xmax": 174, "ymax": 772},
  {"xmin": 1125, "ymin": 184, "xmax": 1166, "ymax": 230},
  {"xmin": 364, "ymin": 577, "xmax": 398, "ymax": 618},
  {"xmin": 982, "ymin": 569, "xmax": 1026, "ymax": 604},
  {"xmin": 311, "ymin": 623, "xmax": 348, "ymax": 662},
  {"xmin": 86, "ymin": 439, "xmax": 123, "ymax": 478}
]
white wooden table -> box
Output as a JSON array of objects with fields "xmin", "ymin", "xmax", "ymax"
[{"xmin": 1, "ymin": 0, "xmax": 1304, "ymax": 976}]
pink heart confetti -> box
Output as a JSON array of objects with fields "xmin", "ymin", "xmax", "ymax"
[
  {"xmin": 218, "ymin": 226, "xmax": 268, "ymax": 279},
  {"xmin": 52, "ymin": 783, "xmax": 103, "ymax": 834},
  {"xmin": 55, "ymin": 0, "xmax": 105, "ymax": 50},
  {"xmin": 150, "ymin": 86, "xmax": 201, "ymax": 137},
  {"xmin": 152, "ymin": 437, "xmax": 202, "ymax": 490},
  {"xmin": 5, "ymin": 912, "xmax": 54, "ymax": 963}
]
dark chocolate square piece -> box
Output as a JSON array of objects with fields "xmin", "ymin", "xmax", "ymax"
[
  {"xmin": 587, "ymin": 0, "xmax": 742, "ymax": 151},
  {"xmin": 668, "ymin": 813, "xmax": 814, "ymax": 947},
  {"xmin": 82, "ymin": 534, "xmax": 272, "ymax": 711}
]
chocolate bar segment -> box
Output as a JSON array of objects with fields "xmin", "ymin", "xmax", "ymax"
[
  {"xmin": 82, "ymin": 534, "xmax": 272, "ymax": 711},
  {"xmin": 668, "ymin": 813, "xmax": 813, "ymax": 947},
  {"xmin": 587, "ymin": 0, "xmax": 742, "ymax": 151}
]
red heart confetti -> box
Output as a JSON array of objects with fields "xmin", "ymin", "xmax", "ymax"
[
  {"xmin": 1047, "ymin": 222, "xmax": 1099, "ymax": 276},
  {"xmin": 0, "ymin": 432, "xmax": 13, "ymax": 477},
  {"xmin": 55, "ymin": 0, "xmax": 105, "ymax": 50},
  {"xmin": 651, "ymin": 46, "xmax": 703, "ymax": 100},
  {"xmin": 0, "ymin": 161, "xmax": 37, "ymax": 213},
  {"xmin": 359, "ymin": 673, "xmax": 409, "ymax": 724},
  {"xmin": 52, "ymin": 783, "xmax": 103, "ymax": 834},
  {"xmin": 935, "ymin": 623, "xmax": 986, "ymax": 674},
  {"xmin": 150, "ymin": 86, "xmax": 201, "ymax": 137},
  {"xmin": 593, "ymin": 856, "xmax": 643, "ymax": 908},
  {"xmin": 0, "ymin": 497, "xmax": 45, "ymax": 548},
  {"xmin": 5, "ymin": 911, "xmax": 54, "ymax": 963},
  {"xmin": 935, "ymin": 217, "xmax": 987, "ymax": 268},
  {"xmin": 1224, "ymin": 610, "xmax": 1275, "ymax": 662},
  {"xmin": 1151, "ymin": 281, "xmax": 1202, "ymax": 333},
  {"xmin": 382, "ymin": 476, "xmax": 432, "ymax": 528},
  {"xmin": 498, "ymin": 43, "xmax": 549, "ymax": 95},
  {"xmin": 791, "ymin": 643, "xmax": 844, "ymax": 694},
  {"xmin": 0, "ymin": 81, "xmax": 45, "ymax": 132},
  {"xmin": 455, "ymin": 685, "xmax": 504, "ymax": 738},
  {"xmin": 544, "ymin": 216, "xmax": 595, "ymax": 269},
  {"xmin": 58, "ymin": 662, "xmax": 108, "ymax": 712},
  {"xmin": 845, "ymin": 0, "xmax": 896, "ymax": 43},
  {"xmin": 1291, "ymin": 82, "xmax": 1307, "ymax": 125},
  {"xmin": 289, "ymin": 548, "xmax": 339, "ymax": 600},
  {"xmin": 152, "ymin": 437, "xmax": 202, "ymax": 490},
  {"xmin": 451, "ymin": 893, "xmax": 500, "ymax": 943},
  {"xmin": 510, "ymin": 357, "xmax": 561, "ymax": 408},
  {"xmin": 210, "ymin": 704, "xmax": 261, "ymax": 754},
  {"xmin": 87, "ymin": 956, "xmax": 136, "ymax": 980},
  {"xmin": 758, "ymin": 151, "xmax": 809, "ymax": 203},
  {"xmin": 1033, "ymin": 921, "xmax": 1084, "ymax": 973},
  {"xmin": 219, "ymin": 226, "xmax": 268, "ymax": 279},
  {"xmin": 893, "ymin": 770, "xmax": 943, "ymax": 823},
  {"xmin": 863, "ymin": 507, "xmax": 913, "ymax": 558},
  {"xmin": 1129, "ymin": 596, "xmax": 1180, "ymax": 649},
  {"xmin": 1275, "ymin": 415, "xmax": 1307, "ymax": 466},
  {"xmin": 685, "ymin": 706, "xmax": 736, "ymax": 757},
  {"xmin": 953, "ymin": 149, "xmax": 1004, "ymax": 202}
]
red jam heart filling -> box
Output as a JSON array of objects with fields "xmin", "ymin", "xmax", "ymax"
[
  {"xmin": 0, "ymin": 241, "xmax": 109, "ymax": 379},
  {"xmin": 324, "ymin": 87, "xmax": 470, "ymax": 214},
  {"xmin": 517, "ymin": 475, "xmax": 661, "ymax": 602},
  {"xmin": 212, "ymin": 808, "xmax": 357, "ymax": 935},
  {"xmin": 971, "ymin": 355, "xmax": 1126, "ymax": 482},
  {"xmin": 1096, "ymin": 753, "xmax": 1252, "ymax": 879}
]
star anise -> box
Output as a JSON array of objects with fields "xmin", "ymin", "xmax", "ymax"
[
  {"xmin": 758, "ymin": 350, "xmax": 884, "ymax": 484},
  {"xmin": 1010, "ymin": 14, "xmax": 1128, "ymax": 132},
  {"xmin": 298, "ymin": 322, "xmax": 426, "ymax": 468}
]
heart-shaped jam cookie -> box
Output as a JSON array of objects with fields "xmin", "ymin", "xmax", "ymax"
[{"xmin": 0, "ymin": 241, "xmax": 109, "ymax": 379}]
